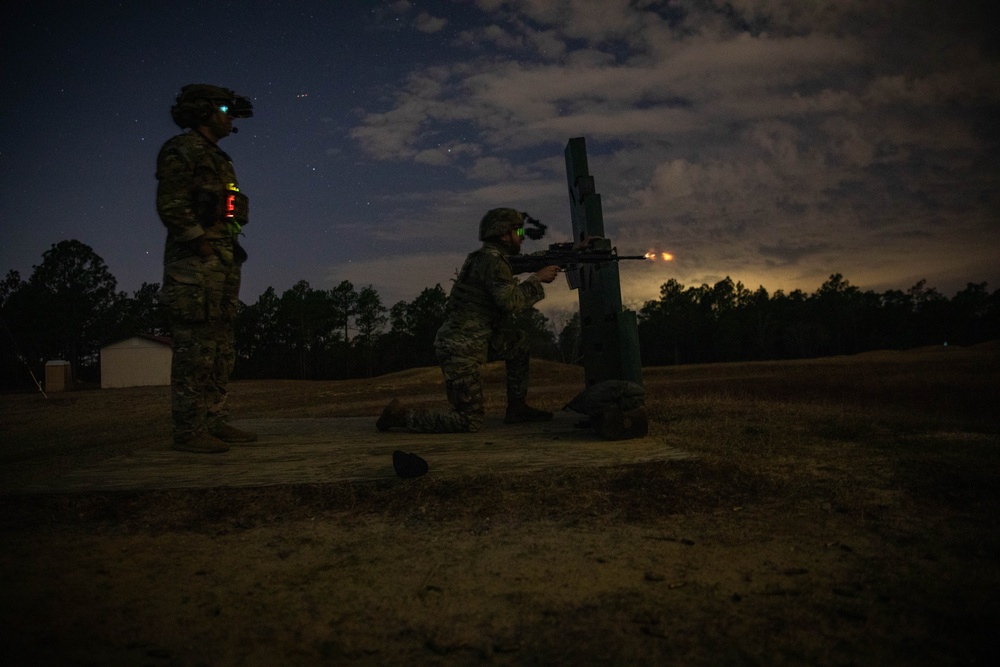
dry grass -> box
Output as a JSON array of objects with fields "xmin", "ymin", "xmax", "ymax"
[
  {"xmin": 2, "ymin": 347, "xmax": 997, "ymax": 529},
  {"xmin": 2, "ymin": 344, "xmax": 998, "ymax": 665}
]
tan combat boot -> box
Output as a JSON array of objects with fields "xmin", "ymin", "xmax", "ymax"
[{"xmin": 173, "ymin": 432, "xmax": 230, "ymax": 454}]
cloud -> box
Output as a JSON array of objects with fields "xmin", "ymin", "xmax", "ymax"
[
  {"xmin": 468, "ymin": 156, "xmax": 517, "ymax": 181},
  {"xmin": 350, "ymin": 20, "xmax": 868, "ymax": 160},
  {"xmin": 347, "ymin": 0, "xmax": 1000, "ymax": 303},
  {"xmin": 414, "ymin": 11, "xmax": 448, "ymax": 34},
  {"xmin": 757, "ymin": 240, "xmax": 832, "ymax": 266},
  {"xmin": 333, "ymin": 252, "xmax": 462, "ymax": 308},
  {"xmin": 413, "ymin": 142, "xmax": 482, "ymax": 166},
  {"xmin": 496, "ymin": 0, "xmax": 661, "ymax": 43}
]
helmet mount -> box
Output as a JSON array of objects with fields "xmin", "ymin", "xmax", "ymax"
[
  {"xmin": 478, "ymin": 208, "xmax": 547, "ymax": 242},
  {"xmin": 171, "ymin": 84, "xmax": 253, "ymax": 130}
]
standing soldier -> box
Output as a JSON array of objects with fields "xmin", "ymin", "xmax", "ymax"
[
  {"xmin": 377, "ymin": 208, "xmax": 560, "ymax": 433},
  {"xmin": 156, "ymin": 84, "xmax": 256, "ymax": 453}
]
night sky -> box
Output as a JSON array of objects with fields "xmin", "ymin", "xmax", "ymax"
[{"xmin": 3, "ymin": 0, "xmax": 998, "ymax": 322}]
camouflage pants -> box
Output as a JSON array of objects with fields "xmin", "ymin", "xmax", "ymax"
[
  {"xmin": 161, "ymin": 253, "xmax": 241, "ymax": 442},
  {"xmin": 406, "ymin": 326, "xmax": 530, "ymax": 433}
]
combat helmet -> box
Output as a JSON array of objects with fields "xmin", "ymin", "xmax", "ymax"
[
  {"xmin": 170, "ymin": 84, "xmax": 253, "ymax": 129},
  {"xmin": 478, "ymin": 208, "xmax": 524, "ymax": 241}
]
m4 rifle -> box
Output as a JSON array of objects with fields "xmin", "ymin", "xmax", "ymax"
[{"xmin": 509, "ymin": 238, "xmax": 647, "ymax": 290}]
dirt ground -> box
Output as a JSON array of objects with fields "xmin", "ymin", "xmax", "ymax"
[{"xmin": 1, "ymin": 348, "xmax": 998, "ymax": 666}]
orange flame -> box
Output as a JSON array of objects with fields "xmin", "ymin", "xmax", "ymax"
[{"xmin": 645, "ymin": 250, "xmax": 675, "ymax": 261}]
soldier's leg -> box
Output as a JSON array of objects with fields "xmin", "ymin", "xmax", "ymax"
[
  {"xmin": 204, "ymin": 318, "xmax": 233, "ymax": 428},
  {"xmin": 492, "ymin": 327, "xmax": 552, "ymax": 423},
  {"xmin": 162, "ymin": 261, "xmax": 213, "ymax": 443},
  {"xmin": 161, "ymin": 257, "xmax": 230, "ymax": 452},
  {"xmin": 170, "ymin": 320, "xmax": 216, "ymax": 442},
  {"xmin": 204, "ymin": 256, "xmax": 236, "ymax": 428},
  {"xmin": 405, "ymin": 355, "xmax": 484, "ymax": 433},
  {"xmin": 505, "ymin": 349, "xmax": 530, "ymax": 404},
  {"xmin": 490, "ymin": 327, "xmax": 531, "ymax": 403},
  {"xmin": 443, "ymin": 372, "xmax": 485, "ymax": 432},
  {"xmin": 205, "ymin": 263, "xmax": 256, "ymax": 442}
]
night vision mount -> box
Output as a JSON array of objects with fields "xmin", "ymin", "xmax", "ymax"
[
  {"xmin": 520, "ymin": 212, "xmax": 547, "ymax": 240},
  {"xmin": 225, "ymin": 95, "xmax": 254, "ymax": 118}
]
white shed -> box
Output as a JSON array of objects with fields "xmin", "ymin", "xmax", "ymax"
[{"xmin": 100, "ymin": 335, "xmax": 172, "ymax": 389}]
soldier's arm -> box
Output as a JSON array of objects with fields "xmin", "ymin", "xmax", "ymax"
[
  {"xmin": 155, "ymin": 143, "xmax": 207, "ymax": 244},
  {"xmin": 485, "ymin": 257, "xmax": 546, "ymax": 313}
]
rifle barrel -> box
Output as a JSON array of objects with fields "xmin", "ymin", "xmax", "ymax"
[{"xmin": 574, "ymin": 255, "xmax": 648, "ymax": 262}]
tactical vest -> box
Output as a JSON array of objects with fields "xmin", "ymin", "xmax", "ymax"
[
  {"xmin": 166, "ymin": 132, "xmax": 248, "ymax": 238},
  {"xmin": 446, "ymin": 245, "xmax": 511, "ymax": 320}
]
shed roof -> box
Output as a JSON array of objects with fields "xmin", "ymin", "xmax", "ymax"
[{"xmin": 101, "ymin": 334, "xmax": 172, "ymax": 350}]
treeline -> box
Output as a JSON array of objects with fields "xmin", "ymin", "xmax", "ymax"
[
  {"xmin": 1, "ymin": 240, "xmax": 997, "ymax": 390},
  {"xmin": 0, "ymin": 240, "xmax": 560, "ymax": 388},
  {"xmin": 637, "ymin": 275, "xmax": 998, "ymax": 365},
  {"xmin": 232, "ymin": 280, "xmax": 558, "ymax": 380}
]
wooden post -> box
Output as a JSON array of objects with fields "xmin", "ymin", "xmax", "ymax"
[{"xmin": 564, "ymin": 137, "xmax": 643, "ymax": 386}]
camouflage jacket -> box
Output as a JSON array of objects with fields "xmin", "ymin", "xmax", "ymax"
[
  {"xmin": 435, "ymin": 242, "xmax": 545, "ymax": 350},
  {"xmin": 156, "ymin": 131, "xmax": 244, "ymax": 257}
]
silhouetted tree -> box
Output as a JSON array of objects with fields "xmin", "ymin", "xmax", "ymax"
[
  {"xmin": 235, "ymin": 286, "xmax": 281, "ymax": 378},
  {"xmin": 508, "ymin": 307, "xmax": 558, "ymax": 360},
  {"xmin": 380, "ymin": 284, "xmax": 448, "ymax": 371},
  {"xmin": 107, "ymin": 282, "xmax": 169, "ymax": 342},
  {"xmin": 329, "ymin": 280, "xmax": 358, "ymax": 378},
  {"xmin": 0, "ymin": 270, "xmax": 23, "ymax": 307},
  {"xmin": 557, "ymin": 312, "xmax": 581, "ymax": 364},
  {"xmin": 274, "ymin": 281, "xmax": 340, "ymax": 379},
  {"xmin": 0, "ymin": 270, "xmax": 34, "ymax": 389},
  {"xmin": 874, "ymin": 289, "xmax": 915, "ymax": 350},
  {"xmin": 949, "ymin": 282, "xmax": 992, "ymax": 346},
  {"xmin": 7, "ymin": 241, "xmax": 121, "ymax": 381},
  {"xmin": 740, "ymin": 285, "xmax": 774, "ymax": 360},
  {"xmin": 908, "ymin": 279, "xmax": 949, "ymax": 345},
  {"xmin": 638, "ymin": 278, "xmax": 706, "ymax": 365},
  {"xmin": 810, "ymin": 273, "xmax": 861, "ymax": 355},
  {"xmin": 354, "ymin": 285, "xmax": 387, "ymax": 377}
]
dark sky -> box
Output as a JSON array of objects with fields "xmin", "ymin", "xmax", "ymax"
[{"xmin": 2, "ymin": 0, "xmax": 998, "ymax": 320}]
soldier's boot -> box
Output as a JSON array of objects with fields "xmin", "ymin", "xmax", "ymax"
[
  {"xmin": 504, "ymin": 399, "xmax": 553, "ymax": 424},
  {"xmin": 173, "ymin": 432, "xmax": 230, "ymax": 454},
  {"xmin": 377, "ymin": 399, "xmax": 409, "ymax": 431},
  {"xmin": 211, "ymin": 422, "xmax": 258, "ymax": 443}
]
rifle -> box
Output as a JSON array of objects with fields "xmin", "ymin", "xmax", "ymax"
[{"xmin": 509, "ymin": 238, "xmax": 647, "ymax": 290}]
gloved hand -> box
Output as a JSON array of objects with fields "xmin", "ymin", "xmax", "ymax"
[{"xmin": 534, "ymin": 265, "xmax": 560, "ymax": 283}]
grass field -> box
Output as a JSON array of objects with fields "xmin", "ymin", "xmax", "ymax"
[{"xmin": 2, "ymin": 343, "xmax": 998, "ymax": 665}]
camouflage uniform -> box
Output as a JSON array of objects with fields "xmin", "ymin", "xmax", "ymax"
[
  {"xmin": 406, "ymin": 241, "xmax": 546, "ymax": 433},
  {"xmin": 156, "ymin": 131, "xmax": 246, "ymax": 443}
]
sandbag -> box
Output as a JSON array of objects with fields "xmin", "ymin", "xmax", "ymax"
[{"xmin": 564, "ymin": 380, "xmax": 649, "ymax": 440}]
